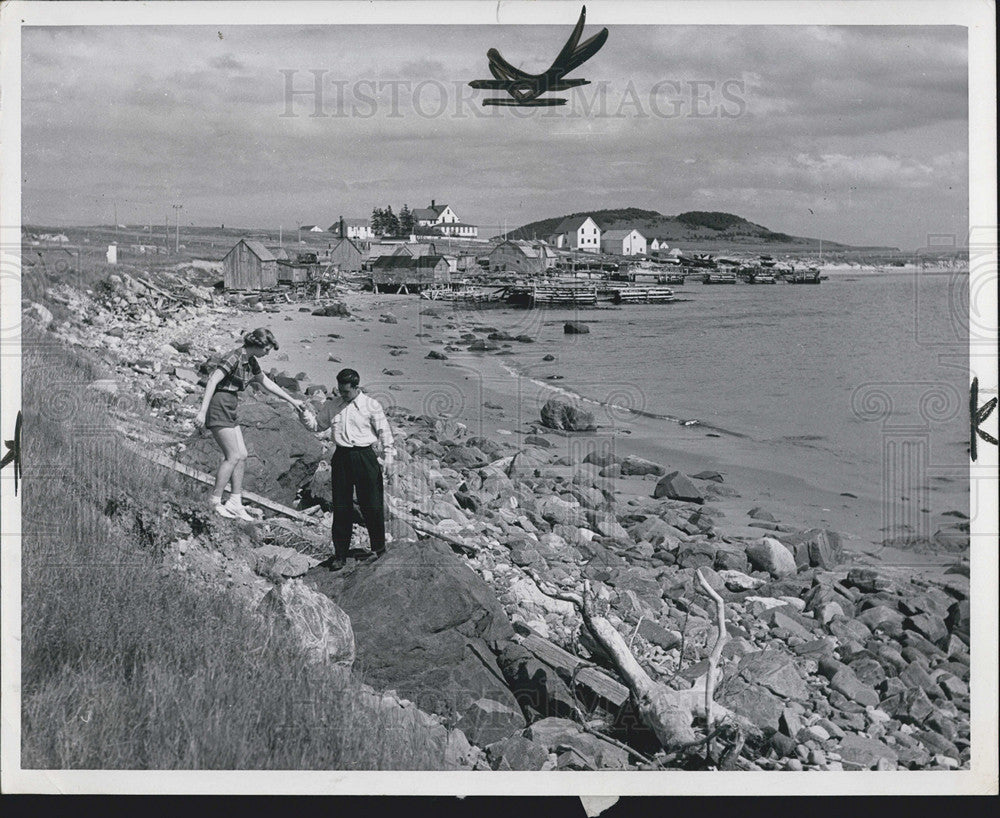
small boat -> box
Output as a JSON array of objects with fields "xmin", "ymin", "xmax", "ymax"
[{"xmin": 787, "ymin": 267, "xmax": 822, "ymax": 284}]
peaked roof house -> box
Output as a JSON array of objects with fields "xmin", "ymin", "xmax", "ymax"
[
  {"xmin": 648, "ymin": 237, "xmax": 670, "ymax": 252},
  {"xmin": 548, "ymin": 216, "xmax": 602, "ymax": 253},
  {"xmin": 488, "ymin": 239, "xmax": 559, "ymax": 274},
  {"xmin": 413, "ymin": 200, "xmax": 478, "ymax": 238},
  {"xmin": 223, "ymin": 239, "xmax": 278, "ymax": 290},
  {"xmin": 329, "ymin": 217, "xmax": 374, "ymax": 241},
  {"xmin": 326, "ymin": 238, "xmax": 365, "ymax": 273},
  {"xmin": 299, "ymin": 225, "xmax": 325, "ymax": 233},
  {"xmin": 601, "ymin": 228, "xmax": 647, "ymax": 257}
]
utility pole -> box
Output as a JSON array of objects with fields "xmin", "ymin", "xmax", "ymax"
[
  {"xmin": 279, "ymin": 225, "xmax": 283, "ymax": 247},
  {"xmin": 172, "ymin": 204, "xmax": 183, "ymax": 254},
  {"xmin": 165, "ymin": 215, "xmax": 170, "ymax": 255}
]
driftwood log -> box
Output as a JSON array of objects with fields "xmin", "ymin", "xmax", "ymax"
[{"xmin": 524, "ymin": 567, "xmax": 753, "ymax": 753}]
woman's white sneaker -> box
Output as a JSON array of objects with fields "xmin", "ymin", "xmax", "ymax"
[
  {"xmin": 224, "ymin": 500, "xmax": 255, "ymax": 521},
  {"xmin": 211, "ymin": 498, "xmax": 237, "ymax": 519}
]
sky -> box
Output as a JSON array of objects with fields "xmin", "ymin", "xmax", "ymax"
[{"xmin": 20, "ymin": 19, "xmax": 969, "ymax": 249}]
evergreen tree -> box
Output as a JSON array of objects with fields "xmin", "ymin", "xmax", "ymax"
[
  {"xmin": 384, "ymin": 205, "xmax": 400, "ymax": 237},
  {"xmin": 370, "ymin": 207, "xmax": 384, "ymax": 236},
  {"xmin": 399, "ymin": 204, "xmax": 414, "ymax": 236}
]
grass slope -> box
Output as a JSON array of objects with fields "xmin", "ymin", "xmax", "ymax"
[{"xmin": 20, "ymin": 331, "xmax": 447, "ymax": 770}]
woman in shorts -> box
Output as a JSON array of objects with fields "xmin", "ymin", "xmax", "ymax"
[{"xmin": 195, "ymin": 327, "xmax": 305, "ymax": 519}]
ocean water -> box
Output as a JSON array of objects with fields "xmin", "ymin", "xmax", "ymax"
[{"xmin": 470, "ymin": 271, "xmax": 971, "ymax": 518}]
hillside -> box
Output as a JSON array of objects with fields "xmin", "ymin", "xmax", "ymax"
[{"xmin": 506, "ymin": 208, "xmax": 862, "ymax": 251}]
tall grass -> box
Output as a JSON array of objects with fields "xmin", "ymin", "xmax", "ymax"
[{"xmin": 20, "ymin": 329, "xmax": 446, "ymax": 769}]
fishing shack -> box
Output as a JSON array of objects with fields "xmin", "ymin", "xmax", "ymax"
[
  {"xmin": 277, "ymin": 251, "xmax": 319, "ymax": 284},
  {"xmin": 223, "ymin": 239, "xmax": 278, "ymax": 291},
  {"xmin": 370, "ymin": 254, "xmax": 450, "ymax": 294}
]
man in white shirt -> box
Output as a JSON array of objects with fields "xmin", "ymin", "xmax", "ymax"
[{"xmin": 300, "ymin": 368, "xmax": 395, "ymax": 570}]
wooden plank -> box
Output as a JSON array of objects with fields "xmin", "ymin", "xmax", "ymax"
[
  {"xmin": 126, "ymin": 442, "xmax": 321, "ymax": 525},
  {"xmin": 521, "ymin": 633, "xmax": 630, "ymax": 710}
]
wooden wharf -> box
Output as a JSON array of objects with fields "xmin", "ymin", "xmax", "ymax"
[
  {"xmin": 609, "ymin": 285, "xmax": 676, "ymax": 304},
  {"xmin": 506, "ymin": 282, "xmax": 598, "ymax": 307}
]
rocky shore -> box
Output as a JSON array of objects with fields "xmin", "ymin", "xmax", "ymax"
[{"xmin": 22, "ymin": 269, "xmax": 972, "ymax": 771}]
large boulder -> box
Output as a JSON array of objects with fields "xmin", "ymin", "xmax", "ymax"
[
  {"xmin": 180, "ymin": 399, "xmax": 324, "ymax": 506},
  {"xmin": 746, "ymin": 538, "xmax": 797, "ymax": 578},
  {"xmin": 262, "ymin": 579, "xmax": 355, "ymax": 667},
  {"xmin": 540, "ymin": 399, "xmax": 596, "ymax": 432},
  {"xmin": 563, "ymin": 322, "xmax": 590, "ymax": 334},
  {"xmin": 306, "ymin": 539, "xmax": 524, "ymax": 744},
  {"xmin": 652, "ymin": 471, "xmax": 704, "ymax": 504}
]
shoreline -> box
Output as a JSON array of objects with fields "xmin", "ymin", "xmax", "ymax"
[{"xmin": 260, "ymin": 291, "xmax": 957, "ymax": 572}]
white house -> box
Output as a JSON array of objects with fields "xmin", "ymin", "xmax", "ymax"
[
  {"xmin": 329, "ymin": 218, "xmax": 374, "ymax": 241},
  {"xmin": 601, "ymin": 228, "xmax": 647, "ymax": 256},
  {"xmin": 548, "ymin": 216, "xmax": 601, "ymax": 253},
  {"xmin": 299, "ymin": 225, "xmax": 325, "ymax": 233},
  {"xmin": 412, "ymin": 200, "xmax": 478, "ymax": 238},
  {"xmin": 648, "ymin": 237, "xmax": 670, "ymax": 253}
]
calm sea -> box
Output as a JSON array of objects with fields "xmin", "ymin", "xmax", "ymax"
[{"xmin": 476, "ymin": 270, "xmax": 971, "ymax": 517}]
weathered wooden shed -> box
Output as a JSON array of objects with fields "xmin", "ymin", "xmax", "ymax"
[
  {"xmin": 370, "ymin": 254, "xmax": 450, "ymax": 293},
  {"xmin": 223, "ymin": 239, "xmax": 278, "ymax": 290},
  {"xmin": 327, "ymin": 238, "xmax": 364, "ymax": 273}
]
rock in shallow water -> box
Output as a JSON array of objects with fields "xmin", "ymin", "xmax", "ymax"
[{"xmin": 540, "ymin": 398, "xmax": 596, "ymax": 432}]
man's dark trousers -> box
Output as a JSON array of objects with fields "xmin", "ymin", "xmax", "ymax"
[{"xmin": 330, "ymin": 445, "xmax": 385, "ymax": 559}]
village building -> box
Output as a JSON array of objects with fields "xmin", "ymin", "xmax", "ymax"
[
  {"xmin": 488, "ymin": 239, "xmax": 559, "ymax": 274},
  {"xmin": 370, "ymin": 254, "xmax": 450, "ymax": 293},
  {"xmin": 601, "ymin": 228, "xmax": 647, "ymax": 256},
  {"xmin": 326, "ymin": 238, "xmax": 364, "ymax": 273},
  {"xmin": 412, "ymin": 200, "xmax": 479, "ymax": 238},
  {"xmin": 223, "ymin": 239, "xmax": 278, "ymax": 290},
  {"xmin": 328, "ymin": 217, "xmax": 374, "ymax": 241},
  {"xmin": 299, "ymin": 224, "xmax": 324, "ymax": 233},
  {"xmin": 548, "ymin": 216, "xmax": 602, "ymax": 253},
  {"xmin": 648, "ymin": 237, "xmax": 670, "ymax": 254}
]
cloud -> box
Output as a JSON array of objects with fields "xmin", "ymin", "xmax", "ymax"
[{"xmin": 19, "ymin": 23, "xmax": 969, "ymax": 248}]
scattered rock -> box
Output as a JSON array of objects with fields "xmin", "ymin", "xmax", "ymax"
[
  {"xmin": 563, "ymin": 322, "xmax": 590, "ymax": 334},
  {"xmin": 652, "ymin": 471, "xmax": 704, "ymax": 504}
]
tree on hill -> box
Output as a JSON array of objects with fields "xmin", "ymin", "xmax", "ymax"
[{"xmin": 371, "ymin": 207, "xmax": 384, "ymax": 236}]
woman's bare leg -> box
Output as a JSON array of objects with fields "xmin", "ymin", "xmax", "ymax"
[
  {"xmin": 210, "ymin": 426, "xmax": 245, "ymax": 499},
  {"xmin": 229, "ymin": 426, "xmax": 249, "ymax": 496}
]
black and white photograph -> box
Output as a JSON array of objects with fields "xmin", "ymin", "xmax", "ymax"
[{"xmin": 1, "ymin": 0, "xmax": 996, "ymax": 796}]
